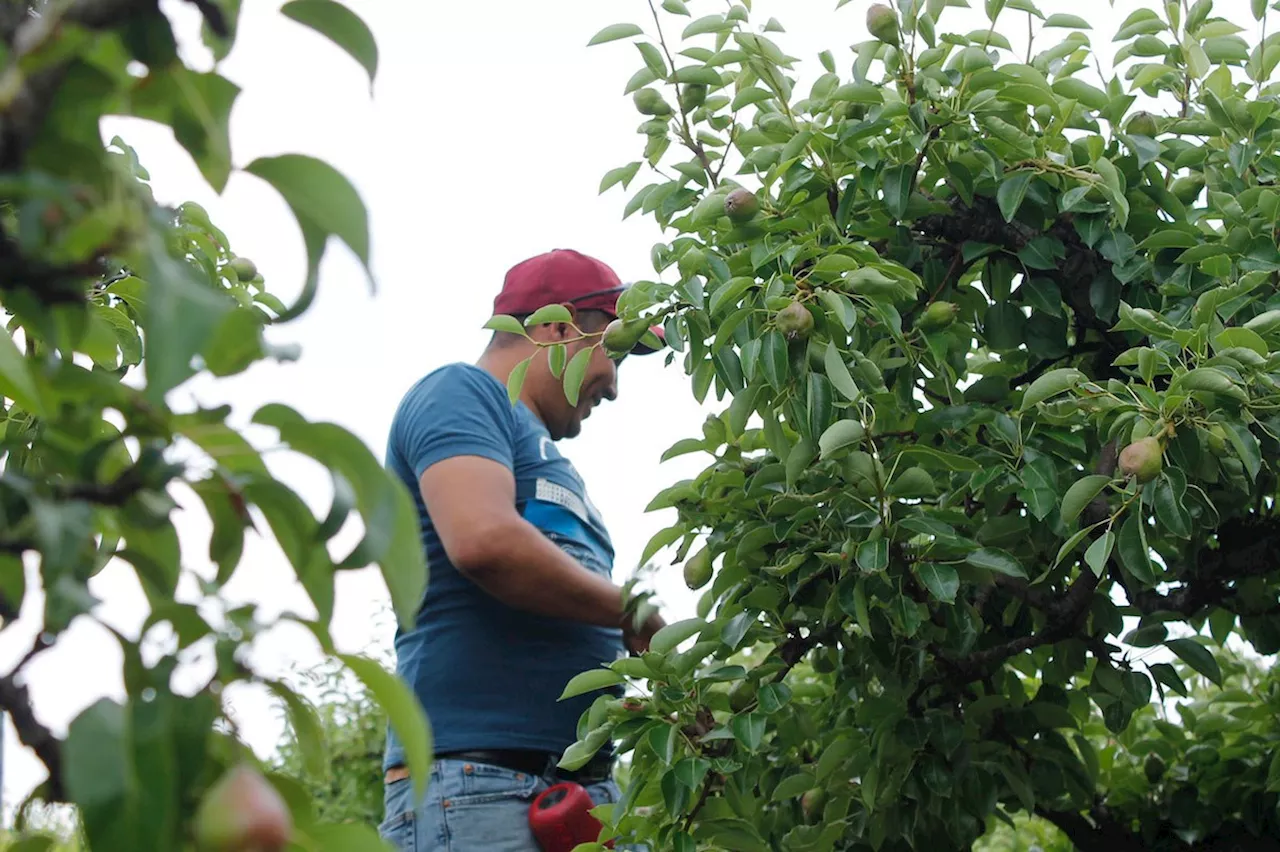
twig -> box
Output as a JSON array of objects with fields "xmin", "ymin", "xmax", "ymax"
[
  {"xmin": 646, "ymin": 0, "xmax": 717, "ymax": 187},
  {"xmin": 1009, "ymin": 342, "xmax": 1103, "ymax": 389},
  {"xmin": 0, "ymin": 633, "xmax": 64, "ymax": 801}
]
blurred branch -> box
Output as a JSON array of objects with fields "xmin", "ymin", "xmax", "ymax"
[{"xmin": 0, "ymin": 632, "xmax": 64, "ymax": 802}]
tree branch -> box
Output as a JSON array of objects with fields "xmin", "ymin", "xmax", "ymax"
[
  {"xmin": 1126, "ymin": 515, "xmax": 1280, "ymax": 618},
  {"xmin": 0, "ymin": 633, "xmax": 64, "ymax": 802},
  {"xmin": 920, "ymin": 441, "xmax": 1119, "ymax": 691}
]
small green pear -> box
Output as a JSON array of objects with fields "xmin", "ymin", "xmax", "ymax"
[
  {"xmin": 634, "ymin": 88, "xmax": 672, "ymax": 116},
  {"xmin": 867, "ymin": 4, "xmax": 900, "ymax": 46},
  {"xmin": 724, "ymin": 188, "xmax": 760, "ymax": 223},
  {"xmin": 1119, "ymin": 436, "xmax": 1163, "ymax": 483},
  {"xmin": 775, "ymin": 301, "xmax": 814, "ymax": 339}
]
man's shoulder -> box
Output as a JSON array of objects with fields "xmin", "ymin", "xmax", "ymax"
[{"xmin": 396, "ymin": 363, "xmax": 505, "ymax": 413}]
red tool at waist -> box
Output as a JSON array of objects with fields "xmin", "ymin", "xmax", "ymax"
[{"xmin": 528, "ymin": 782, "xmax": 616, "ymax": 851}]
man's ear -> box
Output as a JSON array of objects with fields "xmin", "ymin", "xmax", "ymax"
[{"xmin": 552, "ymin": 303, "xmax": 579, "ymax": 341}]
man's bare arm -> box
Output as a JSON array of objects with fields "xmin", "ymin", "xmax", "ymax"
[{"xmin": 421, "ymin": 454, "xmax": 662, "ymax": 645}]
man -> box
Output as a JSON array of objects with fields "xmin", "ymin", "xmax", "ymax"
[{"xmin": 378, "ymin": 248, "xmax": 667, "ymax": 851}]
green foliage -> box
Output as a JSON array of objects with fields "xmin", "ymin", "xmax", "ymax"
[
  {"xmin": 271, "ymin": 651, "xmax": 392, "ymax": 828},
  {"xmin": 0, "ymin": 2, "xmax": 429, "ymax": 850},
  {"xmin": 539, "ymin": 0, "xmax": 1280, "ymax": 848}
]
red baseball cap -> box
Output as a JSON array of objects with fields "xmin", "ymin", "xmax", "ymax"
[{"xmin": 493, "ymin": 249, "xmax": 664, "ymax": 355}]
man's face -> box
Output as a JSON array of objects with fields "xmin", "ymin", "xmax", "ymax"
[{"xmin": 531, "ymin": 316, "xmax": 620, "ymax": 440}]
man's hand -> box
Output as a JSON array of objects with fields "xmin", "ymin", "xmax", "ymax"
[{"xmin": 622, "ymin": 609, "xmax": 666, "ymax": 655}]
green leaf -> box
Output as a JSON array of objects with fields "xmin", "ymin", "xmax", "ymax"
[
  {"xmin": 731, "ymin": 87, "xmax": 774, "ymax": 109},
  {"xmin": 1020, "ymin": 367, "xmax": 1084, "ymax": 409},
  {"xmin": 560, "ymin": 668, "xmax": 626, "ymax": 699},
  {"xmin": 1117, "ymin": 511, "xmax": 1156, "ymax": 584},
  {"xmin": 895, "ymin": 445, "xmax": 981, "ymax": 472},
  {"xmin": 265, "ymin": 682, "xmax": 327, "ymax": 777},
  {"xmin": 761, "ymin": 331, "xmax": 789, "ymax": 391},
  {"xmin": 588, "ymin": 23, "xmax": 644, "ymax": 45},
  {"xmin": 674, "ymin": 756, "xmax": 712, "ymax": 789},
  {"xmin": 1223, "ymin": 421, "xmax": 1262, "ymax": 480},
  {"xmin": 525, "ymin": 304, "xmax": 575, "ymax": 326},
  {"xmin": 1084, "ymin": 530, "xmax": 1115, "ymax": 576},
  {"xmin": 483, "ymin": 315, "xmax": 527, "ymax": 335},
  {"xmin": 128, "ymin": 69, "xmax": 240, "ymax": 192},
  {"xmin": 600, "ymin": 162, "xmax": 642, "ymax": 193},
  {"xmin": 140, "ymin": 234, "xmax": 231, "ymax": 405},
  {"xmin": 338, "ymin": 653, "xmax": 433, "ymax": 800},
  {"xmin": 65, "ymin": 700, "xmax": 135, "ymax": 849},
  {"xmin": 1061, "ymin": 475, "xmax": 1113, "ymax": 525},
  {"xmin": 757, "ymin": 683, "xmax": 792, "ymax": 714},
  {"xmin": 507, "ymin": 356, "xmax": 531, "ymax": 404},
  {"xmin": 732, "ymin": 712, "xmax": 766, "ymax": 750},
  {"xmin": 640, "ymin": 524, "xmax": 685, "ymax": 565},
  {"xmin": 281, "ymin": 0, "xmax": 378, "ymax": 87},
  {"xmin": 563, "ymin": 348, "xmax": 593, "ymax": 407},
  {"xmin": 0, "ymin": 328, "xmax": 43, "ymax": 415},
  {"xmin": 830, "ymin": 82, "xmax": 885, "ymax": 103},
  {"xmin": 649, "ymin": 724, "xmax": 677, "ymax": 764},
  {"xmin": 1173, "ymin": 367, "xmax": 1247, "ymax": 401},
  {"xmin": 250, "ymin": 404, "xmax": 426, "ymax": 630},
  {"xmin": 548, "ymin": 343, "xmax": 567, "ymax": 378},
  {"xmin": 1213, "ymin": 327, "xmax": 1268, "ymax": 357},
  {"xmin": 856, "ymin": 539, "xmax": 889, "ymax": 573},
  {"xmin": 881, "ymin": 164, "xmax": 913, "ymax": 220},
  {"xmin": 824, "ymin": 341, "xmax": 860, "ymax": 401},
  {"xmin": 663, "ymin": 0, "xmax": 691, "ymax": 14},
  {"xmin": 1052, "ymin": 78, "xmax": 1109, "ymax": 110},
  {"xmin": 650, "ymin": 618, "xmax": 708, "ymax": 655},
  {"xmin": 1044, "ymin": 13, "xmax": 1090, "ymax": 27},
  {"xmin": 997, "ymin": 171, "xmax": 1033, "ymax": 222},
  {"xmin": 1165, "ymin": 638, "xmax": 1223, "ymax": 686},
  {"xmin": 819, "ymin": 419, "xmax": 866, "ymax": 458},
  {"xmin": 916, "ymin": 563, "xmax": 959, "ymax": 603},
  {"xmin": 244, "ymin": 154, "xmax": 372, "ymax": 321},
  {"xmin": 684, "ymin": 14, "xmax": 730, "ymax": 38},
  {"xmin": 966, "ymin": 548, "xmax": 1027, "ymax": 578}
]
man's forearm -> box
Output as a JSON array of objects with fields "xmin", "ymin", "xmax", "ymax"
[{"xmin": 457, "ymin": 518, "xmax": 628, "ymax": 629}]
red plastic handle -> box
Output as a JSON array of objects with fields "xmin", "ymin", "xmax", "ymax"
[{"xmin": 528, "ymin": 782, "xmax": 615, "ymax": 851}]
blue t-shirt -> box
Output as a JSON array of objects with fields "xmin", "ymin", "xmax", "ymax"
[{"xmin": 382, "ymin": 362, "xmax": 625, "ymax": 771}]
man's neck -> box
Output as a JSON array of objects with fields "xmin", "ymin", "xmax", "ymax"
[{"xmin": 476, "ymin": 345, "xmax": 546, "ymax": 423}]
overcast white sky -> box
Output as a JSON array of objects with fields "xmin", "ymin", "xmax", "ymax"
[{"xmin": 0, "ymin": 0, "xmax": 1239, "ymax": 820}]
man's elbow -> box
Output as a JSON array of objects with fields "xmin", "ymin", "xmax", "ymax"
[{"xmin": 445, "ymin": 519, "xmax": 523, "ymax": 580}]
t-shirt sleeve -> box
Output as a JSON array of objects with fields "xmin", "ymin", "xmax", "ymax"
[{"xmin": 393, "ymin": 367, "xmax": 516, "ymax": 479}]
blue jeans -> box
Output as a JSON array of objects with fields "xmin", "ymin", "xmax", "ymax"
[{"xmin": 379, "ymin": 758, "xmax": 629, "ymax": 851}]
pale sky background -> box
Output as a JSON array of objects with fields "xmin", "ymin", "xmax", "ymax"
[{"xmin": 0, "ymin": 0, "xmax": 1259, "ymax": 822}]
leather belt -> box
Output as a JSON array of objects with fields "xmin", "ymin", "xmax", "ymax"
[{"xmin": 385, "ymin": 748, "xmax": 613, "ymax": 786}]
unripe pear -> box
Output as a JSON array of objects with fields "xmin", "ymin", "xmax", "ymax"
[
  {"xmin": 1119, "ymin": 436, "xmax": 1163, "ymax": 483},
  {"xmin": 775, "ymin": 301, "xmax": 814, "ymax": 338},
  {"xmin": 227, "ymin": 256, "xmax": 258, "ymax": 282},
  {"xmin": 867, "ymin": 4, "xmax": 899, "ymax": 46},
  {"xmin": 683, "ymin": 546, "xmax": 713, "ymax": 590},
  {"xmin": 801, "ymin": 789, "xmax": 827, "ymax": 820},
  {"xmin": 193, "ymin": 763, "xmax": 293, "ymax": 852},
  {"xmin": 1126, "ymin": 111, "xmax": 1159, "ymax": 137},
  {"xmin": 680, "ymin": 83, "xmax": 708, "ymax": 111},
  {"xmin": 724, "ymin": 188, "xmax": 760, "ymax": 223},
  {"xmin": 602, "ymin": 318, "xmax": 649, "ymax": 357},
  {"xmin": 1170, "ymin": 174, "xmax": 1205, "ymax": 206},
  {"xmin": 634, "ymin": 88, "xmax": 672, "ymax": 116},
  {"xmin": 917, "ymin": 300, "xmax": 959, "ymax": 332}
]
